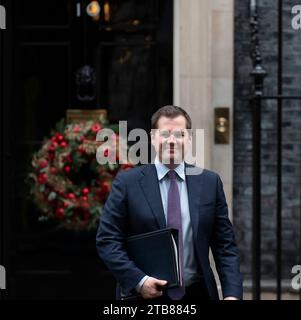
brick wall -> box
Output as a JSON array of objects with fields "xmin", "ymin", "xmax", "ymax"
[{"xmin": 234, "ymin": 0, "xmax": 301, "ymax": 280}]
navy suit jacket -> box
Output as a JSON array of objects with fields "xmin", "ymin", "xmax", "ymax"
[{"xmin": 96, "ymin": 164, "xmax": 243, "ymax": 300}]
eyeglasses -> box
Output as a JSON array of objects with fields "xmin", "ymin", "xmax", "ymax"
[{"xmin": 157, "ymin": 130, "xmax": 186, "ymax": 140}]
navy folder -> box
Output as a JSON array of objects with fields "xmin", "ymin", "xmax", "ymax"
[{"xmin": 125, "ymin": 228, "xmax": 181, "ymax": 289}]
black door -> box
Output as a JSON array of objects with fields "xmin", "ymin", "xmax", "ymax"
[{"xmin": 0, "ymin": 0, "xmax": 173, "ymax": 299}]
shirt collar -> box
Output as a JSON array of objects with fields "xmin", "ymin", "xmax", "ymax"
[{"xmin": 154, "ymin": 157, "xmax": 185, "ymax": 181}]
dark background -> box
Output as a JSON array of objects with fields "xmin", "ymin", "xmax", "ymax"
[{"xmin": 0, "ymin": 0, "xmax": 173, "ymax": 299}]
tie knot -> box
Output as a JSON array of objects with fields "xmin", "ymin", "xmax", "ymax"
[{"xmin": 168, "ymin": 170, "xmax": 177, "ymax": 180}]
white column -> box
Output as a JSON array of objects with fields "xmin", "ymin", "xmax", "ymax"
[
  {"xmin": 211, "ymin": 0, "xmax": 234, "ymax": 219},
  {"xmin": 173, "ymin": 0, "xmax": 234, "ymax": 220},
  {"xmin": 174, "ymin": 0, "xmax": 213, "ymax": 170}
]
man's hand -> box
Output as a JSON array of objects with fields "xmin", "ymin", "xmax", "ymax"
[{"xmin": 140, "ymin": 277, "xmax": 168, "ymax": 299}]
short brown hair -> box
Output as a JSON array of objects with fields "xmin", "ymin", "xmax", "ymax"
[{"xmin": 151, "ymin": 105, "xmax": 192, "ymax": 129}]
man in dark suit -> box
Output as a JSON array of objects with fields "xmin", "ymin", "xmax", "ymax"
[{"xmin": 96, "ymin": 105, "xmax": 243, "ymax": 300}]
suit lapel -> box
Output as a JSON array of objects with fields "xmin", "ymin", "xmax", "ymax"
[{"xmin": 139, "ymin": 164, "xmax": 166, "ymax": 229}]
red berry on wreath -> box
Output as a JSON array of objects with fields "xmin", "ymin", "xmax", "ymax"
[
  {"xmin": 37, "ymin": 173, "xmax": 47, "ymax": 184},
  {"xmin": 39, "ymin": 159, "xmax": 48, "ymax": 169},
  {"xmin": 55, "ymin": 208, "xmax": 65, "ymax": 219},
  {"xmin": 67, "ymin": 192, "xmax": 75, "ymax": 200},
  {"xmin": 49, "ymin": 142, "xmax": 57, "ymax": 152},
  {"xmin": 101, "ymin": 181, "xmax": 110, "ymax": 193},
  {"xmin": 60, "ymin": 141, "xmax": 67, "ymax": 148},
  {"xmin": 82, "ymin": 187, "xmax": 89, "ymax": 195},
  {"xmin": 73, "ymin": 125, "xmax": 81, "ymax": 133},
  {"xmin": 50, "ymin": 167, "xmax": 57, "ymax": 174},
  {"xmin": 91, "ymin": 123, "xmax": 101, "ymax": 132}
]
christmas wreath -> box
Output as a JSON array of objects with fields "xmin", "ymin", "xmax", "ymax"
[{"xmin": 27, "ymin": 118, "xmax": 133, "ymax": 230}]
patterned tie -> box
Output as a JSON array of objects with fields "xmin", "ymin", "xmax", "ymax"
[{"xmin": 166, "ymin": 170, "xmax": 185, "ymax": 300}]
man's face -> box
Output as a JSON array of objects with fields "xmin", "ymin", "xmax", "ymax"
[{"xmin": 151, "ymin": 115, "xmax": 191, "ymax": 168}]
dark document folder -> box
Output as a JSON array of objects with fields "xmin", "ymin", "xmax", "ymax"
[{"xmin": 125, "ymin": 228, "xmax": 181, "ymax": 289}]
